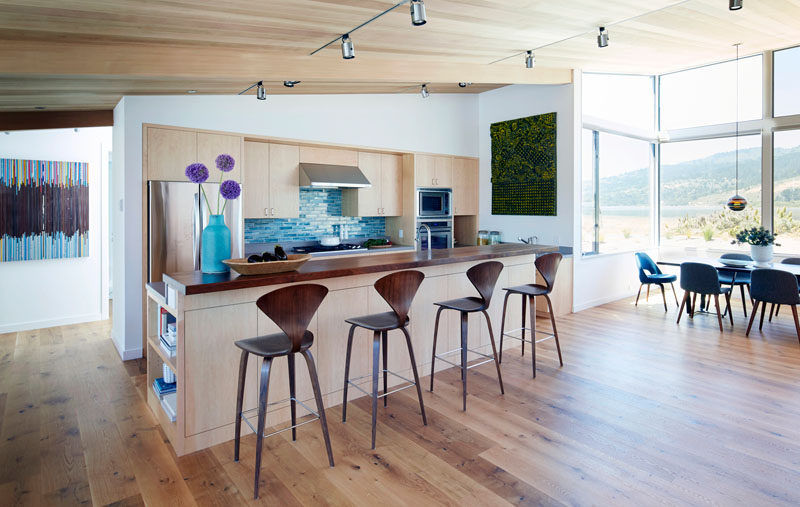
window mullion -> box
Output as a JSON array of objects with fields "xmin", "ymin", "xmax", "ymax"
[{"xmin": 763, "ymin": 50, "xmax": 774, "ymax": 232}]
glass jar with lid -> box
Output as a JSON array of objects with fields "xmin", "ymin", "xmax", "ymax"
[
  {"xmin": 477, "ymin": 230, "xmax": 489, "ymax": 245},
  {"xmin": 489, "ymin": 231, "xmax": 501, "ymax": 245}
]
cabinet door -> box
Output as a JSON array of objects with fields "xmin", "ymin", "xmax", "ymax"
[
  {"xmin": 269, "ymin": 144, "xmax": 300, "ymax": 218},
  {"xmin": 146, "ymin": 127, "xmax": 197, "ymax": 181},
  {"xmin": 197, "ymin": 132, "xmax": 242, "ymax": 182},
  {"xmin": 453, "ymin": 157, "xmax": 478, "ymax": 215},
  {"xmin": 434, "ymin": 156, "xmax": 453, "ymax": 188},
  {"xmin": 415, "ymin": 154, "xmax": 436, "ymax": 187},
  {"xmin": 381, "ymin": 154, "xmax": 403, "ymax": 216},
  {"xmin": 242, "ymin": 141, "xmax": 271, "ymax": 219},
  {"xmin": 354, "ymin": 152, "xmax": 381, "ymax": 216},
  {"xmin": 299, "ymin": 146, "xmax": 358, "ymax": 166}
]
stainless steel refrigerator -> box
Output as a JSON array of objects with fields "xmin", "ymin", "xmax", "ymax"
[{"xmin": 148, "ymin": 181, "xmax": 243, "ymax": 283}]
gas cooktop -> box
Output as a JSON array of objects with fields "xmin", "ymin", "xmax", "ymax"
[{"xmin": 292, "ymin": 243, "xmax": 366, "ymax": 254}]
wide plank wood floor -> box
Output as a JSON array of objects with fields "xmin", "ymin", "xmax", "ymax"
[{"xmin": 2, "ymin": 295, "xmax": 800, "ymax": 506}]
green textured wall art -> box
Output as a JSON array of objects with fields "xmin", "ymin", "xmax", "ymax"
[{"xmin": 490, "ymin": 112, "xmax": 557, "ymax": 216}]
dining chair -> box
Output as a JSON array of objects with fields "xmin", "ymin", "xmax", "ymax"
[
  {"xmin": 768, "ymin": 257, "xmax": 800, "ymax": 321},
  {"xmin": 746, "ymin": 268, "xmax": 800, "ymax": 344},
  {"xmin": 635, "ymin": 252, "xmax": 678, "ymax": 311},
  {"xmin": 716, "ymin": 253, "xmax": 752, "ymax": 317},
  {"xmin": 677, "ymin": 262, "xmax": 732, "ymax": 332}
]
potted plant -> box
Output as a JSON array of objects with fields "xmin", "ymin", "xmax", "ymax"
[
  {"xmin": 185, "ymin": 154, "xmax": 241, "ymax": 273},
  {"xmin": 731, "ymin": 226, "xmax": 779, "ymax": 266}
]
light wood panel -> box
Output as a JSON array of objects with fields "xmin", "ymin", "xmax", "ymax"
[
  {"xmin": 415, "ymin": 154, "xmax": 436, "ymax": 188},
  {"xmin": 145, "ymin": 127, "xmax": 197, "ymax": 182},
  {"xmin": 299, "ymin": 146, "xmax": 359, "ymax": 166},
  {"xmin": 434, "ymin": 156, "xmax": 453, "ymax": 189},
  {"xmin": 269, "ymin": 143, "xmax": 300, "ymax": 218},
  {"xmin": 242, "ymin": 140, "xmax": 271, "ymax": 219},
  {"xmin": 343, "ymin": 152, "xmax": 403, "ymax": 217},
  {"xmin": 197, "ymin": 132, "xmax": 242, "ymax": 183},
  {"xmin": 380, "ymin": 153, "xmax": 403, "ymax": 216},
  {"xmin": 535, "ymin": 256, "xmax": 574, "ymax": 317},
  {"xmin": 8, "ymin": 288, "xmax": 800, "ymax": 503},
  {"xmin": 452, "ymin": 157, "xmax": 479, "ymax": 216}
]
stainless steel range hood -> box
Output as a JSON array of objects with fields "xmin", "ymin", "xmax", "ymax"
[{"xmin": 299, "ymin": 162, "xmax": 372, "ymax": 188}]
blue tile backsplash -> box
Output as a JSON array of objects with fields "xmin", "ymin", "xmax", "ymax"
[{"xmin": 244, "ymin": 188, "xmax": 386, "ymax": 243}]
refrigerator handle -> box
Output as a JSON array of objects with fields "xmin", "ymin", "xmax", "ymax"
[{"xmin": 193, "ymin": 192, "xmax": 201, "ymax": 270}]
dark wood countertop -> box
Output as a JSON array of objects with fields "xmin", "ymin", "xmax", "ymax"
[{"xmin": 163, "ymin": 244, "xmax": 558, "ymax": 296}]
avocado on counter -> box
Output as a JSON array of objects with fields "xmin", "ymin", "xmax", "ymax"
[
  {"xmin": 274, "ymin": 245, "xmax": 288, "ymax": 260},
  {"xmin": 261, "ymin": 251, "xmax": 278, "ymax": 262},
  {"xmin": 247, "ymin": 254, "xmax": 263, "ymax": 263}
]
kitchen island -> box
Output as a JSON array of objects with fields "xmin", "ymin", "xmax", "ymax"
[{"xmin": 145, "ymin": 244, "xmax": 559, "ymax": 455}]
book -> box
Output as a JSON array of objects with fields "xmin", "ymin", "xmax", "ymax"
[
  {"xmin": 153, "ymin": 377, "xmax": 176, "ymax": 397},
  {"xmin": 161, "ymin": 392, "xmax": 177, "ymax": 422}
]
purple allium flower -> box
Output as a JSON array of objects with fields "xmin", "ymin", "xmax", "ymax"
[
  {"xmin": 215, "ymin": 154, "xmax": 235, "ymax": 172},
  {"xmin": 185, "ymin": 163, "xmax": 209, "ymax": 183},
  {"xmin": 220, "ymin": 179, "xmax": 241, "ymax": 200}
]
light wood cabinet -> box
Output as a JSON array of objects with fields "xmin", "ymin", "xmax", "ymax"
[
  {"xmin": 452, "ymin": 157, "xmax": 479, "ymax": 215},
  {"xmin": 342, "ymin": 152, "xmax": 403, "ymax": 217},
  {"xmin": 415, "ymin": 154, "xmax": 453, "ymax": 188},
  {"xmin": 243, "ymin": 141, "xmax": 300, "ymax": 219},
  {"xmin": 197, "ymin": 132, "xmax": 242, "ymax": 182},
  {"xmin": 299, "ymin": 146, "xmax": 358, "ymax": 166},
  {"xmin": 146, "ymin": 127, "xmax": 197, "ymax": 181}
]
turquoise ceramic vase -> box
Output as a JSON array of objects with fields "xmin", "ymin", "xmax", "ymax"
[{"xmin": 201, "ymin": 214, "xmax": 231, "ymax": 274}]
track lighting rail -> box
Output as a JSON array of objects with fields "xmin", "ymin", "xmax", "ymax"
[{"xmin": 310, "ymin": 0, "xmax": 412, "ymax": 56}]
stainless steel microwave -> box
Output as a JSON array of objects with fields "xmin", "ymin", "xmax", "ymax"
[{"xmin": 416, "ymin": 188, "xmax": 452, "ymax": 218}]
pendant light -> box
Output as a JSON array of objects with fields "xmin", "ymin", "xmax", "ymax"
[{"xmin": 727, "ymin": 43, "xmax": 747, "ymax": 212}]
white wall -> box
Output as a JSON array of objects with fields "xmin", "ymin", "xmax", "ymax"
[
  {"xmin": 477, "ymin": 84, "xmax": 575, "ymax": 247},
  {"xmin": 0, "ymin": 127, "xmax": 111, "ymax": 332},
  {"xmin": 113, "ymin": 93, "xmax": 480, "ymax": 358}
]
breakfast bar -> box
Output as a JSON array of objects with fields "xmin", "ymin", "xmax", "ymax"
[{"xmin": 144, "ymin": 244, "xmax": 557, "ymax": 455}]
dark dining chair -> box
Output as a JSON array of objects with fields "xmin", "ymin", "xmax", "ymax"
[
  {"xmin": 677, "ymin": 262, "xmax": 732, "ymax": 332},
  {"xmin": 768, "ymin": 257, "xmax": 800, "ymax": 321},
  {"xmin": 635, "ymin": 252, "xmax": 678, "ymax": 311},
  {"xmin": 746, "ymin": 268, "xmax": 800, "ymax": 344},
  {"xmin": 716, "ymin": 253, "xmax": 752, "ymax": 317}
]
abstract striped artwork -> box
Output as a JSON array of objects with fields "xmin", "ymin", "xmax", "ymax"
[{"xmin": 0, "ymin": 158, "xmax": 89, "ymax": 262}]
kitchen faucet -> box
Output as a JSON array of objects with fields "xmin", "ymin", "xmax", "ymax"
[
  {"xmin": 518, "ymin": 236, "xmax": 538, "ymax": 245},
  {"xmin": 416, "ymin": 224, "xmax": 432, "ymax": 252}
]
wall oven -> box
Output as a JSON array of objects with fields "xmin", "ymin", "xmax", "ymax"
[
  {"xmin": 416, "ymin": 218, "xmax": 453, "ymax": 250},
  {"xmin": 416, "ymin": 188, "xmax": 452, "ymax": 218}
]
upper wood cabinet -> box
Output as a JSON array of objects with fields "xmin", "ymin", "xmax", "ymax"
[
  {"xmin": 415, "ymin": 154, "xmax": 453, "ymax": 188},
  {"xmin": 452, "ymin": 157, "xmax": 479, "ymax": 216},
  {"xmin": 342, "ymin": 152, "xmax": 403, "ymax": 217},
  {"xmin": 146, "ymin": 127, "xmax": 197, "ymax": 181},
  {"xmin": 299, "ymin": 146, "xmax": 358, "ymax": 166},
  {"xmin": 242, "ymin": 141, "xmax": 300, "ymax": 219},
  {"xmin": 197, "ymin": 133, "xmax": 242, "ymax": 182}
]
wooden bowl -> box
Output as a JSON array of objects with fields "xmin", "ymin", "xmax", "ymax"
[{"xmin": 223, "ymin": 254, "xmax": 311, "ymax": 275}]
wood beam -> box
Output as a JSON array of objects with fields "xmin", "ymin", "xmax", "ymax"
[
  {"xmin": 0, "ymin": 109, "xmax": 113, "ymax": 131},
  {"xmin": 0, "ymin": 40, "xmax": 573, "ymax": 85}
]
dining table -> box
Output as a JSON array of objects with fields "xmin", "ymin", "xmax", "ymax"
[{"xmin": 657, "ymin": 256, "xmax": 800, "ymax": 317}]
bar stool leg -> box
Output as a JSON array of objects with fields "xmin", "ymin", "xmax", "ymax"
[
  {"xmin": 460, "ymin": 311, "xmax": 468, "ymax": 411},
  {"xmin": 382, "ymin": 331, "xmax": 388, "ymax": 407},
  {"xmin": 545, "ymin": 295, "xmax": 564, "ymax": 367},
  {"xmin": 288, "ymin": 353, "xmax": 297, "ymax": 441},
  {"xmin": 529, "ymin": 295, "xmax": 537, "ymax": 378},
  {"xmin": 234, "ymin": 350, "xmax": 249, "ymax": 462},
  {"xmin": 342, "ymin": 324, "xmax": 356, "ymax": 423},
  {"xmin": 521, "ymin": 295, "xmax": 527, "ymax": 357},
  {"xmin": 253, "ymin": 357, "xmax": 273, "ymax": 500},
  {"xmin": 499, "ymin": 291, "xmax": 511, "ymax": 364},
  {"xmin": 429, "ymin": 306, "xmax": 444, "ymax": 392},
  {"xmin": 481, "ymin": 310, "xmax": 504, "ymax": 394},
  {"xmin": 371, "ymin": 331, "xmax": 381, "ymax": 449},
  {"xmin": 400, "ymin": 326, "xmax": 427, "ymax": 425},
  {"xmin": 302, "ymin": 349, "xmax": 334, "ymax": 467}
]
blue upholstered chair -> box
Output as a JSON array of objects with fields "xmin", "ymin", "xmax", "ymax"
[
  {"xmin": 747, "ymin": 268, "xmax": 800, "ymax": 344},
  {"xmin": 635, "ymin": 252, "xmax": 678, "ymax": 311},
  {"xmin": 717, "ymin": 253, "xmax": 753, "ymax": 317},
  {"xmin": 768, "ymin": 257, "xmax": 800, "ymax": 321},
  {"xmin": 677, "ymin": 262, "xmax": 732, "ymax": 332}
]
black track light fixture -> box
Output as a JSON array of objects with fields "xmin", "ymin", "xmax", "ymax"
[
  {"xmin": 729, "ymin": 0, "xmax": 743, "ymax": 10},
  {"xmin": 597, "ymin": 27, "xmax": 609, "ymax": 48},
  {"xmin": 458, "ymin": 82, "xmax": 472, "ymax": 88},
  {"xmin": 283, "ymin": 81, "xmax": 301, "ymax": 88},
  {"xmin": 256, "ymin": 81, "xmax": 266, "ymax": 100},
  {"xmin": 410, "ymin": 0, "xmax": 427, "ymax": 26}
]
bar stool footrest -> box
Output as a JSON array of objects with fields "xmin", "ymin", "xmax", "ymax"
[
  {"xmin": 346, "ymin": 369, "xmax": 417, "ymax": 399},
  {"xmin": 240, "ymin": 397, "xmax": 320, "ymax": 438},
  {"xmin": 434, "ymin": 347, "xmax": 496, "ymax": 370}
]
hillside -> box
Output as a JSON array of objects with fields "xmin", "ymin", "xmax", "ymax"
[{"xmin": 583, "ymin": 145, "xmax": 800, "ymax": 206}]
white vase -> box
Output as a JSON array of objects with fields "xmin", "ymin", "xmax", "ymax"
[{"xmin": 750, "ymin": 244, "xmax": 773, "ymax": 266}]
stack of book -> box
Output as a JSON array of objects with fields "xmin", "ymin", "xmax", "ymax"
[
  {"xmin": 160, "ymin": 392, "xmax": 177, "ymax": 423},
  {"xmin": 159, "ymin": 308, "xmax": 177, "ymax": 358},
  {"xmin": 153, "ymin": 376, "xmax": 176, "ymax": 398}
]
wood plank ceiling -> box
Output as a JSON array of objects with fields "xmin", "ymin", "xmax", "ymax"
[{"xmin": 0, "ymin": 0, "xmax": 798, "ymax": 111}]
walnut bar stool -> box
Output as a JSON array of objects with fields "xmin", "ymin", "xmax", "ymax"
[
  {"xmin": 499, "ymin": 252, "xmax": 564, "ymax": 378},
  {"xmin": 429, "ymin": 261, "xmax": 505, "ymax": 411},
  {"xmin": 342, "ymin": 270, "xmax": 427, "ymax": 449},
  {"xmin": 233, "ymin": 284, "xmax": 334, "ymax": 500}
]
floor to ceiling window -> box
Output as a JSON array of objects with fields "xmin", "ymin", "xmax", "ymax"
[{"xmin": 582, "ymin": 73, "xmax": 655, "ymax": 255}]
